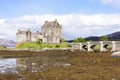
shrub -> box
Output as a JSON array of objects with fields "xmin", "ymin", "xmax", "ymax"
[
  {"xmin": 36, "ymin": 39, "xmax": 42, "ymax": 45},
  {"xmin": 100, "ymin": 36, "xmax": 108, "ymax": 41},
  {"xmin": 73, "ymin": 37, "xmax": 86, "ymax": 43},
  {"xmin": 60, "ymin": 38, "xmax": 66, "ymax": 43},
  {"xmin": 56, "ymin": 44, "xmax": 60, "ymax": 48}
]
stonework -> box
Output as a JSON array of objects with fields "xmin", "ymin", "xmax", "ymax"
[
  {"xmin": 16, "ymin": 19, "xmax": 62, "ymax": 44},
  {"xmin": 70, "ymin": 41, "xmax": 120, "ymax": 52}
]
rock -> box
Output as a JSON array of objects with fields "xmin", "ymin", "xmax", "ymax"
[
  {"xmin": 63, "ymin": 63, "xmax": 71, "ymax": 67},
  {"xmin": 42, "ymin": 48, "xmax": 52, "ymax": 51},
  {"xmin": 111, "ymin": 51, "xmax": 120, "ymax": 57},
  {"xmin": 70, "ymin": 49, "xmax": 74, "ymax": 52}
]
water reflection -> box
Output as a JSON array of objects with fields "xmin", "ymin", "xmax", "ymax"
[
  {"xmin": 0, "ymin": 58, "xmax": 16, "ymax": 74},
  {"xmin": 0, "ymin": 56, "xmax": 71, "ymax": 74},
  {"xmin": 16, "ymin": 57, "xmax": 46, "ymax": 73}
]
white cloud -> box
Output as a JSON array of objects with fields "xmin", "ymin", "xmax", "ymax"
[
  {"xmin": 0, "ymin": 19, "xmax": 6, "ymax": 24},
  {"xmin": 0, "ymin": 14, "xmax": 120, "ymax": 41},
  {"xmin": 98, "ymin": 0, "xmax": 120, "ymax": 7}
]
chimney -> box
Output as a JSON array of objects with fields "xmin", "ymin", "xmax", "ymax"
[
  {"xmin": 55, "ymin": 19, "xmax": 57, "ymax": 22},
  {"xmin": 45, "ymin": 21, "xmax": 48, "ymax": 23}
]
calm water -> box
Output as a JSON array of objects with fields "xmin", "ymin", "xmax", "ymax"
[
  {"xmin": 0, "ymin": 58, "xmax": 16, "ymax": 74},
  {"xmin": 0, "ymin": 56, "xmax": 71, "ymax": 74}
]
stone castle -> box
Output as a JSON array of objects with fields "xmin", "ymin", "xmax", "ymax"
[{"xmin": 16, "ymin": 19, "xmax": 62, "ymax": 44}]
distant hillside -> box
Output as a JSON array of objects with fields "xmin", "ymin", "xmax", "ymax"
[
  {"xmin": 85, "ymin": 36, "xmax": 100, "ymax": 41},
  {"xmin": 106, "ymin": 31, "xmax": 120, "ymax": 41},
  {"xmin": 0, "ymin": 38, "xmax": 16, "ymax": 47},
  {"xmin": 85, "ymin": 31, "xmax": 120, "ymax": 41}
]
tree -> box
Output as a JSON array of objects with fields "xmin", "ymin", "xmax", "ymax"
[
  {"xmin": 73, "ymin": 37, "xmax": 86, "ymax": 42},
  {"xmin": 36, "ymin": 38, "xmax": 42, "ymax": 44},
  {"xmin": 60, "ymin": 38, "xmax": 66, "ymax": 43},
  {"xmin": 100, "ymin": 36, "xmax": 108, "ymax": 41}
]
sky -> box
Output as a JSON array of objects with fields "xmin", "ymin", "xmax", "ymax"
[{"xmin": 0, "ymin": 0, "xmax": 120, "ymax": 41}]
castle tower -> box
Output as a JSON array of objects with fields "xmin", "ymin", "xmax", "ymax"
[
  {"xmin": 41, "ymin": 19, "xmax": 62, "ymax": 43},
  {"xmin": 16, "ymin": 28, "xmax": 31, "ymax": 43}
]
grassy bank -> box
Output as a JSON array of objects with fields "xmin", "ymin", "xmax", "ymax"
[
  {"xmin": 0, "ymin": 46, "xmax": 7, "ymax": 50},
  {"xmin": 16, "ymin": 42, "xmax": 70, "ymax": 50}
]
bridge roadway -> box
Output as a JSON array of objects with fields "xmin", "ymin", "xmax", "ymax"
[{"xmin": 70, "ymin": 41, "xmax": 120, "ymax": 52}]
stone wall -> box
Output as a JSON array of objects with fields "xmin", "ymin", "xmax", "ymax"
[
  {"xmin": 31, "ymin": 32, "xmax": 43, "ymax": 42},
  {"xmin": 16, "ymin": 29, "xmax": 31, "ymax": 43}
]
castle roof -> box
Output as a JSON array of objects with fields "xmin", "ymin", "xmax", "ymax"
[{"xmin": 42, "ymin": 19, "xmax": 62, "ymax": 28}]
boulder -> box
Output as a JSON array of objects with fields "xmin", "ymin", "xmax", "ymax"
[
  {"xmin": 42, "ymin": 48, "xmax": 52, "ymax": 51},
  {"xmin": 111, "ymin": 51, "xmax": 120, "ymax": 57}
]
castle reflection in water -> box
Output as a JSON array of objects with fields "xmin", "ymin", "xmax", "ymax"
[{"xmin": 0, "ymin": 56, "xmax": 70, "ymax": 74}]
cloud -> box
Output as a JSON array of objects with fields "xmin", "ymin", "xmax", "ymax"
[
  {"xmin": 0, "ymin": 19, "xmax": 5, "ymax": 24},
  {"xmin": 97, "ymin": 0, "xmax": 120, "ymax": 7},
  {"xmin": 0, "ymin": 14, "xmax": 120, "ymax": 41}
]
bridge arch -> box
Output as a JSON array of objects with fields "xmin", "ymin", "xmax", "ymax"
[{"xmin": 70, "ymin": 41, "xmax": 120, "ymax": 52}]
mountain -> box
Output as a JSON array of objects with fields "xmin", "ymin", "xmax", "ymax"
[
  {"xmin": 0, "ymin": 38, "xmax": 16, "ymax": 47},
  {"xmin": 106, "ymin": 31, "xmax": 120, "ymax": 41},
  {"xmin": 85, "ymin": 36, "xmax": 100, "ymax": 41},
  {"xmin": 85, "ymin": 31, "xmax": 120, "ymax": 41}
]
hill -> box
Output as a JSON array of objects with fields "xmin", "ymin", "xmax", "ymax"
[
  {"xmin": 106, "ymin": 31, "xmax": 120, "ymax": 41},
  {"xmin": 85, "ymin": 36, "xmax": 100, "ymax": 41},
  {"xmin": 0, "ymin": 38, "xmax": 16, "ymax": 47},
  {"xmin": 85, "ymin": 31, "xmax": 120, "ymax": 41}
]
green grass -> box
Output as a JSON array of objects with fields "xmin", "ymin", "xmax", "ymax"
[
  {"xmin": 93, "ymin": 45, "xmax": 100, "ymax": 50},
  {"xmin": 16, "ymin": 42, "xmax": 70, "ymax": 50},
  {"xmin": 106, "ymin": 45, "xmax": 112, "ymax": 49},
  {"xmin": 0, "ymin": 46, "xmax": 7, "ymax": 50}
]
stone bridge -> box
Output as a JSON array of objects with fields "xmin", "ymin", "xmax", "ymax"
[{"xmin": 70, "ymin": 41, "xmax": 120, "ymax": 52}]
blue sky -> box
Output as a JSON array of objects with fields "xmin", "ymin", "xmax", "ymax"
[
  {"xmin": 0, "ymin": 0, "xmax": 120, "ymax": 41},
  {"xmin": 0, "ymin": 0, "xmax": 119, "ymax": 18}
]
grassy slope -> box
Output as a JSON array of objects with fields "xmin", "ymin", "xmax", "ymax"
[{"xmin": 16, "ymin": 42, "xmax": 70, "ymax": 50}]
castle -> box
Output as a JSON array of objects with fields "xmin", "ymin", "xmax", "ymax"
[{"xmin": 16, "ymin": 19, "xmax": 62, "ymax": 44}]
